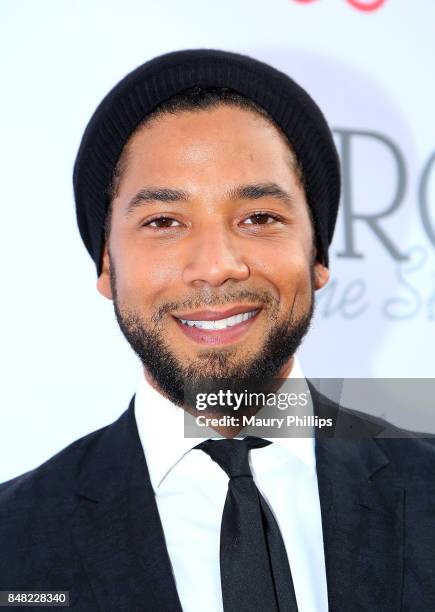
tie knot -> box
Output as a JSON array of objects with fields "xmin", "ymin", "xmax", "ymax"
[{"xmin": 195, "ymin": 436, "xmax": 272, "ymax": 479}]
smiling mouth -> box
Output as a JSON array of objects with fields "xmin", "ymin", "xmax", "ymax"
[
  {"xmin": 172, "ymin": 307, "xmax": 262, "ymax": 346},
  {"xmin": 177, "ymin": 309, "xmax": 259, "ymax": 330}
]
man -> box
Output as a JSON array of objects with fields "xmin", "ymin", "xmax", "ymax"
[{"xmin": 1, "ymin": 49, "xmax": 434, "ymax": 611}]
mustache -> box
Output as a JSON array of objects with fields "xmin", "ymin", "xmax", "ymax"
[{"xmin": 151, "ymin": 289, "xmax": 279, "ymax": 324}]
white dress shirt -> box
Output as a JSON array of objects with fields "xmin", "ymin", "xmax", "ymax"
[{"xmin": 134, "ymin": 357, "xmax": 329, "ymax": 612}]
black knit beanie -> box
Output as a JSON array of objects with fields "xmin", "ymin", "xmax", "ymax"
[{"xmin": 73, "ymin": 49, "xmax": 340, "ymax": 275}]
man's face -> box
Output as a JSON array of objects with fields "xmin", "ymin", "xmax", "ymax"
[{"xmin": 97, "ymin": 105, "xmax": 329, "ymax": 406}]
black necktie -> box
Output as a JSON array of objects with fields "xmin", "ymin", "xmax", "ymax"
[{"xmin": 195, "ymin": 436, "xmax": 299, "ymax": 612}]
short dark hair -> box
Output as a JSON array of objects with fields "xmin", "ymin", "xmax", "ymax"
[{"xmin": 104, "ymin": 86, "xmax": 308, "ymax": 246}]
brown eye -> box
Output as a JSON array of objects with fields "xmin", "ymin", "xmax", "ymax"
[
  {"xmin": 155, "ymin": 218, "xmax": 174, "ymax": 228},
  {"xmin": 145, "ymin": 217, "xmax": 179, "ymax": 228},
  {"xmin": 245, "ymin": 213, "xmax": 277, "ymax": 225}
]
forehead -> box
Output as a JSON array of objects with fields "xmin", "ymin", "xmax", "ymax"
[{"xmin": 115, "ymin": 105, "xmax": 300, "ymax": 194}]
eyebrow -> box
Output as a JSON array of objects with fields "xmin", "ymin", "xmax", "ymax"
[
  {"xmin": 125, "ymin": 188, "xmax": 189, "ymax": 216},
  {"xmin": 124, "ymin": 182, "xmax": 295, "ymax": 217},
  {"xmin": 228, "ymin": 183, "xmax": 295, "ymax": 208}
]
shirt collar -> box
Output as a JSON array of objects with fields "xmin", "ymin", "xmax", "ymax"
[{"xmin": 134, "ymin": 355, "xmax": 316, "ymax": 492}]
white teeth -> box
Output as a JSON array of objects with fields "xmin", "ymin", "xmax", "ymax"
[{"xmin": 179, "ymin": 309, "xmax": 258, "ymax": 330}]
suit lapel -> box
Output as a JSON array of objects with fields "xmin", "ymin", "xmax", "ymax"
[
  {"xmin": 72, "ymin": 396, "xmax": 182, "ymax": 612},
  {"xmin": 313, "ymin": 387, "xmax": 405, "ymax": 611}
]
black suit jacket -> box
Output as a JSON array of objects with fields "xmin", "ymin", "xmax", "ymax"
[{"xmin": 1, "ymin": 387, "xmax": 435, "ymax": 611}]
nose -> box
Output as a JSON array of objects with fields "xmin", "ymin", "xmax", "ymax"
[{"xmin": 182, "ymin": 223, "xmax": 250, "ymax": 288}]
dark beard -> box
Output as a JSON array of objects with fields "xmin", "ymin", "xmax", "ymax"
[{"xmin": 109, "ymin": 260, "xmax": 315, "ymax": 409}]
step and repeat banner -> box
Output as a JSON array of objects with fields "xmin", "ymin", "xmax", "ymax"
[{"xmin": 1, "ymin": 0, "xmax": 434, "ymax": 480}]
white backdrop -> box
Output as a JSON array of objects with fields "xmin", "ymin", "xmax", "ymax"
[{"xmin": 1, "ymin": 0, "xmax": 434, "ymax": 482}]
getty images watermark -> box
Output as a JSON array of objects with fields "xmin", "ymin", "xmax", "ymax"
[
  {"xmin": 183, "ymin": 378, "xmax": 333, "ymax": 438},
  {"xmin": 193, "ymin": 387, "xmax": 332, "ymax": 431},
  {"xmin": 183, "ymin": 378, "xmax": 435, "ymax": 438}
]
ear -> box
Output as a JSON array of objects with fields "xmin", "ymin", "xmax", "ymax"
[
  {"xmin": 313, "ymin": 261, "xmax": 329, "ymax": 291},
  {"xmin": 96, "ymin": 242, "xmax": 113, "ymax": 300}
]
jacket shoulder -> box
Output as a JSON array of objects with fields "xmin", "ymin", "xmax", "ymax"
[
  {"xmin": 0, "ymin": 402, "xmax": 137, "ymax": 592},
  {"xmin": 312, "ymin": 383, "xmax": 435, "ymax": 477},
  {"xmin": 0, "ymin": 420, "xmax": 113, "ymax": 517},
  {"xmin": 0, "ymin": 418, "xmax": 122, "ymax": 591}
]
